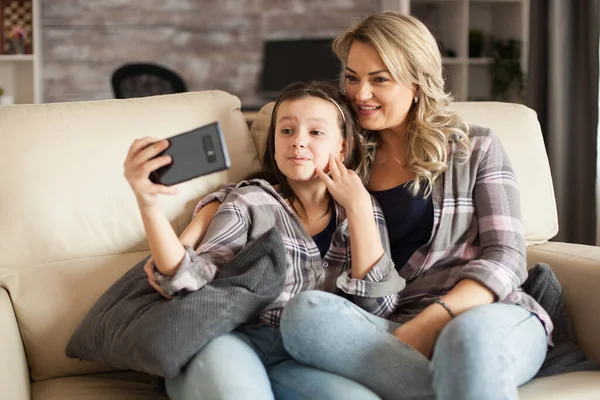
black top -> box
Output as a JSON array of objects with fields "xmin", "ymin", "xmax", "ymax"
[
  {"xmin": 311, "ymin": 209, "xmax": 337, "ymax": 259},
  {"xmin": 370, "ymin": 183, "xmax": 434, "ymax": 270}
]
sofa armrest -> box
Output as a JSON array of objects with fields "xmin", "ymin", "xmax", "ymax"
[
  {"xmin": 0, "ymin": 288, "xmax": 30, "ymax": 400},
  {"xmin": 527, "ymin": 242, "xmax": 600, "ymax": 363}
]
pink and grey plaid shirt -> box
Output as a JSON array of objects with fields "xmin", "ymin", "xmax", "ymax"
[
  {"xmin": 155, "ymin": 180, "xmax": 404, "ymax": 327},
  {"xmin": 391, "ymin": 125, "xmax": 552, "ymax": 342}
]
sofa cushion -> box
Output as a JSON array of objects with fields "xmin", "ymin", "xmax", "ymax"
[
  {"xmin": 66, "ymin": 228, "xmax": 287, "ymax": 379},
  {"xmin": 449, "ymin": 102, "xmax": 558, "ymax": 245},
  {"xmin": 31, "ymin": 372, "xmax": 167, "ymax": 400},
  {"xmin": 518, "ymin": 371, "xmax": 600, "ymax": 399},
  {"xmin": 249, "ymin": 101, "xmax": 558, "ymax": 245},
  {"xmin": 0, "ymin": 91, "xmax": 261, "ymax": 381},
  {"xmin": 249, "ymin": 102, "xmax": 275, "ymax": 164}
]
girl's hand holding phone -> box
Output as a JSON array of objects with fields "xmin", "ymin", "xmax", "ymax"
[
  {"xmin": 316, "ymin": 154, "xmax": 371, "ymax": 213},
  {"xmin": 123, "ymin": 137, "xmax": 178, "ymax": 208}
]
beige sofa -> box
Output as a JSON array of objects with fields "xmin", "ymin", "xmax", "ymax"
[{"xmin": 0, "ymin": 91, "xmax": 598, "ymax": 400}]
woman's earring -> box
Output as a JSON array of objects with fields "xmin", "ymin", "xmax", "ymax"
[{"xmin": 413, "ymin": 95, "xmax": 419, "ymax": 104}]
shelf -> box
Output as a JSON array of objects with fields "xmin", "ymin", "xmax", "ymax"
[
  {"xmin": 468, "ymin": 57, "xmax": 492, "ymax": 65},
  {"xmin": 442, "ymin": 57, "xmax": 466, "ymax": 64},
  {"xmin": 470, "ymin": 0, "xmax": 524, "ymax": 3},
  {"xmin": 405, "ymin": 0, "xmax": 528, "ymax": 102},
  {"xmin": 412, "ymin": 0, "xmax": 462, "ymax": 3},
  {"xmin": 0, "ymin": 54, "xmax": 35, "ymax": 62}
]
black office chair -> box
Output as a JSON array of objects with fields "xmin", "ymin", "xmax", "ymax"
[{"xmin": 111, "ymin": 63, "xmax": 188, "ymax": 99}]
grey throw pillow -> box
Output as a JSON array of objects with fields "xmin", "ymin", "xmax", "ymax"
[
  {"xmin": 66, "ymin": 228, "xmax": 287, "ymax": 379},
  {"xmin": 522, "ymin": 263, "xmax": 600, "ymax": 378}
]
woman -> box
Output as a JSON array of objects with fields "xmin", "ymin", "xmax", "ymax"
[
  {"xmin": 278, "ymin": 12, "xmax": 552, "ymax": 400},
  {"xmin": 186, "ymin": 12, "xmax": 552, "ymax": 400},
  {"xmin": 124, "ymin": 81, "xmax": 401, "ymax": 399}
]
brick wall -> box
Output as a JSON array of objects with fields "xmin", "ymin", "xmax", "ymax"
[{"xmin": 42, "ymin": 0, "xmax": 381, "ymax": 104}]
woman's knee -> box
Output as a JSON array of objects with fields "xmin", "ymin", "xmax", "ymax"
[
  {"xmin": 433, "ymin": 303, "xmax": 541, "ymax": 364},
  {"xmin": 435, "ymin": 305, "xmax": 505, "ymax": 357},
  {"xmin": 431, "ymin": 304, "xmax": 547, "ymax": 399}
]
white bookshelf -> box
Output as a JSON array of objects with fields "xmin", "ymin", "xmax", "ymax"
[
  {"xmin": 385, "ymin": 0, "xmax": 530, "ymax": 102},
  {"xmin": 0, "ymin": 0, "xmax": 42, "ymax": 104}
]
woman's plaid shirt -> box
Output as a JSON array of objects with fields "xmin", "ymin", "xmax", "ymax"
[{"xmin": 393, "ymin": 125, "xmax": 553, "ymax": 343}]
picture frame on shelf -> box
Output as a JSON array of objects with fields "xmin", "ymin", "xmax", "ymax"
[{"xmin": 1, "ymin": 0, "xmax": 33, "ymax": 55}]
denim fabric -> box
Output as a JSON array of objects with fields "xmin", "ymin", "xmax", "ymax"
[
  {"xmin": 280, "ymin": 291, "xmax": 547, "ymax": 400},
  {"xmin": 165, "ymin": 324, "xmax": 381, "ymax": 400}
]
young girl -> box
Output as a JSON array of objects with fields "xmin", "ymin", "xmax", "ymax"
[{"xmin": 123, "ymin": 81, "xmax": 403, "ymax": 400}]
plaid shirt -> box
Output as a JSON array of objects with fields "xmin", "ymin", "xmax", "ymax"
[
  {"xmin": 392, "ymin": 125, "xmax": 553, "ymax": 342},
  {"xmin": 156, "ymin": 179, "xmax": 404, "ymax": 327}
]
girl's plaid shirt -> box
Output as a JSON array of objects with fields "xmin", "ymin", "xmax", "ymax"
[{"xmin": 155, "ymin": 179, "xmax": 404, "ymax": 327}]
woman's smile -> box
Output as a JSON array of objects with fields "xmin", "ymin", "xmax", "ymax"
[{"xmin": 356, "ymin": 103, "xmax": 382, "ymax": 117}]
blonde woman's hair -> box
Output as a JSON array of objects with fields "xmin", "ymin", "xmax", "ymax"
[{"xmin": 332, "ymin": 12, "xmax": 471, "ymax": 197}]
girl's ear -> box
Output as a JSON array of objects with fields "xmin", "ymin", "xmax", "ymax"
[{"xmin": 340, "ymin": 138, "xmax": 347, "ymax": 163}]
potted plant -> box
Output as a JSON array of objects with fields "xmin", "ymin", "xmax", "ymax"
[
  {"xmin": 489, "ymin": 38, "xmax": 525, "ymax": 102},
  {"xmin": 0, "ymin": 87, "xmax": 14, "ymax": 105},
  {"xmin": 469, "ymin": 29, "xmax": 485, "ymax": 58}
]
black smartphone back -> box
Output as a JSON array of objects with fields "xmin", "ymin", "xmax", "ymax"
[{"xmin": 149, "ymin": 122, "xmax": 231, "ymax": 186}]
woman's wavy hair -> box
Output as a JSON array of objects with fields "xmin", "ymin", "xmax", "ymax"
[
  {"xmin": 332, "ymin": 12, "xmax": 471, "ymax": 197},
  {"xmin": 247, "ymin": 81, "xmax": 369, "ymax": 215}
]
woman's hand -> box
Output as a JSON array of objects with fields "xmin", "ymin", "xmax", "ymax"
[
  {"xmin": 392, "ymin": 299, "xmax": 458, "ymax": 359},
  {"xmin": 392, "ymin": 318, "xmax": 440, "ymax": 359},
  {"xmin": 316, "ymin": 154, "xmax": 371, "ymax": 212},
  {"xmin": 123, "ymin": 137, "xmax": 178, "ymax": 208},
  {"xmin": 143, "ymin": 257, "xmax": 173, "ymax": 299}
]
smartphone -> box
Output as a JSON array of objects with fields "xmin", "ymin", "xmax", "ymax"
[{"xmin": 149, "ymin": 122, "xmax": 231, "ymax": 186}]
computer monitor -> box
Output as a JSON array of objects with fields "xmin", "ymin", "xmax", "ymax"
[{"xmin": 258, "ymin": 38, "xmax": 342, "ymax": 99}]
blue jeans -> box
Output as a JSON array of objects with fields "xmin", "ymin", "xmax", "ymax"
[
  {"xmin": 280, "ymin": 291, "xmax": 548, "ymax": 400},
  {"xmin": 165, "ymin": 323, "xmax": 382, "ymax": 400}
]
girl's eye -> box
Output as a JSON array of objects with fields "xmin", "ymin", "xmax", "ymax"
[
  {"xmin": 344, "ymin": 74, "xmax": 359, "ymax": 83},
  {"xmin": 281, "ymin": 128, "xmax": 293, "ymax": 135},
  {"xmin": 310, "ymin": 130, "xmax": 325, "ymax": 136}
]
